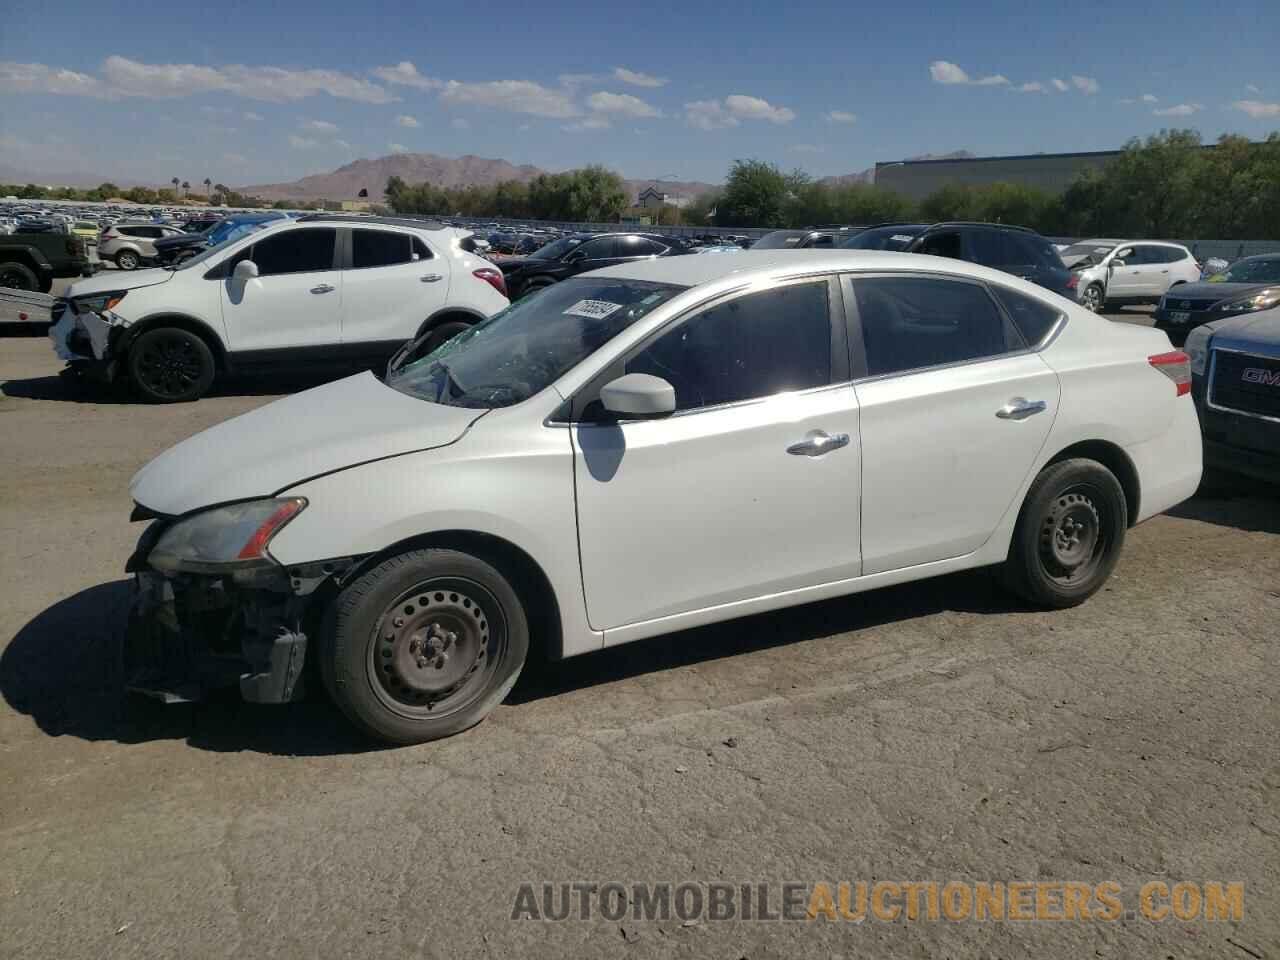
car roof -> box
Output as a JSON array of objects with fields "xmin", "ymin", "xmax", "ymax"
[
  {"xmin": 925, "ymin": 221, "xmax": 1039, "ymax": 234},
  {"xmin": 296, "ymin": 214, "xmax": 448, "ymax": 230},
  {"xmin": 588, "ymin": 248, "xmax": 1034, "ymax": 288}
]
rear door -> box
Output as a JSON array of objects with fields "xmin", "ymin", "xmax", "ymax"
[
  {"xmin": 339, "ymin": 228, "xmax": 446, "ymax": 349},
  {"xmin": 218, "ymin": 226, "xmax": 342, "ymax": 354},
  {"xmin": 847, "ymin": 273, "xmax": 1060, "ymax": 574},
  {"xmin": 1126, "ymin": 245, "xmax": 1167, "ymax": 297}
]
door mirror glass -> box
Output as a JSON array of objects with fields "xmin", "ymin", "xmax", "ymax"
[
  {"xmin": 233, "ymin": 259, "xmax": 259, "ymax": 282},
  {"xmin": 600, "ymin": 373, "xmax": 676, "ymax": 419},
  {"xmin": 1110, "ymin": 259, "xmax": 1126, "ymax": 268}
]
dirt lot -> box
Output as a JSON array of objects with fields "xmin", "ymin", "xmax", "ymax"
[{"xmin": 1, "ymin": 335, "xmax": 1277, "ymax": 960}]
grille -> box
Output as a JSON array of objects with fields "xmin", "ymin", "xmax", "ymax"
[
  {"xmin": 1167, "ymin": 297, "xmax": 1219, "ymax": 312},
  {"xmin": 1211, "ymin": 351, "xmax": 1280, "ymax": 419}
]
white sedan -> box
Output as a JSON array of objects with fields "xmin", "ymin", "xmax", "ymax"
[{"xmin": 126, "ymin": 251, "xmax": 1202, "ymax": 743}]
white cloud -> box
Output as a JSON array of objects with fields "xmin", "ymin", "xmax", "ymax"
[
  {"xmin": 790, "ymin": 144, "xmax": 822, "ymax": 153},
  {"xmin": 586, "ymin": 90, "xmax": 662, "ymax": 118},
  {"xmin": 684, "ymin": 99, "xmax": 738, "ymax": 130},
  {"xmin": 395, "ymin": 114, "xmax": 419, "ymax": 128},
  {"xmin": 563, "ymin": 116, "xmax": 611, "ymax": 132},
  {"xmin": 1153, "ymin": 102, "xmax": 1202, "ymax": 117},
  {"xmin": 388, "ymin": 142, "xmax": 409, "ymax": 154},
  {"xmin": 1141, "ymin": 93, "xmax": 1158, "ymax": 103},
  {"xmin": 724, "ymin": 94, "xmax": 795, "ymax": 123},
  {"xmin": 929, "ymin": 60, "xmax": 1008, "ymax": 86},
  {"xmin": 1117, "ymin": 98, "xmax": 1135, "ymax": 105},
  {"xmin": 334, "ymin": 139, "xmax": 352, "ymax": 150},
  {"xmin": 451, "ymin": 117, "xmax": 470, "ymax": 130},
  {"xmin": 440, "ymin": 79, "xmax": 579, "ymax": 118},
  {"xmin": 1051, "ymin": 77, "xmax": 1069, "ymax": 92},
  {"xmin": 222, "ymin": 152, "xmax": 247, "ymax": 164},
  {"xmin": 1232, "ymin": 99, "xmax": 1280, "ymax": 119},
  {"xmin": 1245, "ymin": 83, "xmax": 1260, "ymax": 95},
  {"xmin": 301, "ymin": 119, "xmax": 338, "ymax": 133},
  {"xmin": 243, "ymin": 111, "xmax": 263, "ymax": 121},
  {"xmin": 826, "ymin": 110, "xmax": 856, "ymax": 124},
  {"xmin": 0, "ymin": 61, "xmax": 106, "ymax": 97},
  {"xmin": 1016, "ymin": 82, "xmax": 1046, "ymax": 93},
  {"xmin": 372, "ymin": 61, "xmax": 441, "ymax": 90},
  {"xmin": 99, "ymin": 56, "xmax": 397, "ymax": 103},
  {"xmin": 613, "ymin": 66, "xmax": 667, "ymax": 88},
  {"xmin": 1071, "ymin": 75, "xmax": 1100, "ymax": 95},
  {"xmin": 288, "ymin": 135, "xmax": 320, "ymax": 149}
]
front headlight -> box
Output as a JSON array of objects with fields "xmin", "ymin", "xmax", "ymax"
[
  {"xmin": 1218, "ymin": 289, "xmax": 1280, "ymax": 314},
  {"xmin": 73, "ymin": 290, "xmax": 127, "ymax": 314},
  {"xmin": 1184, "ymin": 325, "xmax": 1213, "ymax": 376},
  {"xmin": 148, "ymin": 498, "xmax": 306, "ymax": 574}
]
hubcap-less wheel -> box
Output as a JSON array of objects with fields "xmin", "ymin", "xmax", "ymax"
[
  {"xmin": 1082, "ymin": 285, "xmax": 1103, "ymax": 312},
  {"xmin": 0, "ymin": 266, "xmax": 35, "ymax": 290},
  {"xmin": 134, "ymin": 333, "xmax": 205, "ymax": 399},
  {"xmin": 368, "ymin": 577, "xmax": 506, "ymax": 719},
  {"xmin": 1039, "ymin": 490, "xmax": 1104, "ymax": 585}
]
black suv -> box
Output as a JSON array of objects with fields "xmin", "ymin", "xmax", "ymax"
[
  {"xmin": 497, "ymin": 232, "xmax": 689, "ymax": 299},
  {"xmin": 905, "ymin": 222, "xmax": 1075, "ymax": 299}
]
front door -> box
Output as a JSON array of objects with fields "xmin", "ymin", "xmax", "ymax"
[
  {"xmin": 1106, "ymin": 246, "xmax": 1147, "ymax": 299},
  {"xmin": 847, "ymin": 274, "xmax": 1060, "ymax": 574},
  {"xmin": 563, "ymin": 236, "xmax": 623, "ymax": 277},
  {"xmin": 219, "ymin": 227, "xmax": 342, "ymax": 354},
  {"xmin": 340, "ymin": 227, "xmax": 447, "ymax": 349},
  {"xmin": 571, "ymin": 278, "xmax": 861, "ymax": 634}
]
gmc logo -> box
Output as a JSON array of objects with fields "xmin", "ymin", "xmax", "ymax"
[{"xmin": 1242, "ymin": 367, "xmax": 1280, "ymax": 386}]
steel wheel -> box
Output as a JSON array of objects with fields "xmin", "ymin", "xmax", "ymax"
[
  {"xmin": 1082, "ymin": 284, "xmax": 1103, "ymax": 312},
  {"xmin": 1038, "ymin": 489, "xmax": 1105, "ymax": 585},
  {"xmin": 367, "ymin": 577, "xmax": 507, "ymax": 720},
  {"xmin": 0, "ymin": 262, "xmax": 38, "ymax": 290}
]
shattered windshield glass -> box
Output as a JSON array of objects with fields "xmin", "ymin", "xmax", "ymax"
[{"xmin": 387, "ymin": 278, "xmax": 685, "ymax": 408}]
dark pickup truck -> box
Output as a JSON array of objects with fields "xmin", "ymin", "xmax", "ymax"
[{"xmin": 0, "ymin": 232, "xmax": 92, "ymax": 292}]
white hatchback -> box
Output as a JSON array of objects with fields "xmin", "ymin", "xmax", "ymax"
[{"xmin": 125, "ymin": 251, "xmax": 1202, "ymax": 743}]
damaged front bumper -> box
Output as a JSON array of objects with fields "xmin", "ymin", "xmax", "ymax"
[
  {"xmin": 124, "ymin": 520, "xmax": 355, "ymax": 705},
  {"xmin": 49, "ymin": 301, "xmax": 126, "ymax": 380}
]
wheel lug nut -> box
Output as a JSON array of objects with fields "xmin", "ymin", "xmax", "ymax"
[
  {"xmin": 393, "ymin": 617, "xmax": 405, "ymax": 628},
  {"xmin": 417, "ymin": 657, "xmax": 428, "ymax": 668}
]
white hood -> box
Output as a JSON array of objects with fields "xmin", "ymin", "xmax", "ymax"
[
  {"xmin": 130, "ymin": 372, "xmax": 486, "ymax": 516},
  {"xmin": 66, "ymin": 268, "xmax": 174, "ymax": 298}
]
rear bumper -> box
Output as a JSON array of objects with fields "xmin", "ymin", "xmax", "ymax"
[{"xmin": 1125, "ymin": 397, "xmax": 1203, "ymax": 522}]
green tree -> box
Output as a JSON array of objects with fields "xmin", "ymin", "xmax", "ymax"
[{"xmin": 718, "ymin": 159, "xmax": 789, "ymax": 227}]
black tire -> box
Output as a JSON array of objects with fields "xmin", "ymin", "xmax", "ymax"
[
  {"xmin": 422, "ymin": 320, "xmax": 471, "ymax": 353},
  {"xmin": 1081, "ymin": 283, "xmax": 1105, "ymax": 313},
  {"xmin": 115, "ymin": 249, "xmax": 140, "ymax": 271},
  {"xmin": 321, "ymin": 548, "xmax": 529, "ymax": 745},
  {"xmin": 0, "ymin": 260, "xmax": 39, "ymax": 291},
  {"xmin": 1002, "ymin": 458, "xmax": 1128, "ymax": 608},
  {"xmin": 126, "ymin": 327, "xmax": 216, "ymax": 403}
]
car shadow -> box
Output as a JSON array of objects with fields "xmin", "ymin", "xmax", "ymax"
[
  {"xmin": 4, "ymin": 569, "xmax": 1016, "ymax": 755},
  {"xmin": 1171, "ymin": 482, "xmax": 1280, "ymax": 534},
  {"xmin": 1, "ymin": 367, "xmax": 365, "ymax": 404}
]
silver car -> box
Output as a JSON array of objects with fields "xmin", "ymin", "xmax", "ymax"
[{"xmin": 97, "ymin": 222, "xmax": 187, "ymax": 270}]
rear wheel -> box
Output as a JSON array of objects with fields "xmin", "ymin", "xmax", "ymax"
[
  {"xmin": 422, "ymin": 320, "xmax": 471, "ymax": 354},
  {"xmin": 1002, "ymin": 458, "xmax": 1127, "ymax": 608},
  {"xmin": 322, "ymin": 548, "xmax": 529, "ymax": 744},
  {"xmin": 115, "ymin": 249, "xmax": 140, "ymax": 270},
  {"xmin": 126, "ymin": 327, "xmax": 216, "ymax": 403},
  {"xmin": 0, "ymin": 261, "xmax": 39, "ymax": 291}
]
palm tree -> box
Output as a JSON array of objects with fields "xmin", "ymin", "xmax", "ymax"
[
  {"xmin": 181, "ymin": 181, "xmax": 190, "ymax": 198},
  {"xmin": 203, "ymin": 177, "xmax": 212, "ymax": 198},
  {"xmin": 171, "ymin": 177, "xmax": 180, "ymax": 194}
]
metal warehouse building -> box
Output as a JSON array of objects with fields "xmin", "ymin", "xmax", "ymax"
[{"xmin": 874, "ymin": 150, "xmax": 1122, "ymax": 201}]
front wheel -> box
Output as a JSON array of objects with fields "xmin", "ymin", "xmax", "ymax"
[
  {"xmin": 1081, "ymin": 283, "xmax": 1105, "ymax": 313},
  {"xmin": 321, "ymin": 548, "xmax": 529, "ymax": 744},
  {"xmin": 1001, "ymin": 458, "xmax": 1127, "ymax": 608},
  {"xmin": 126, "ymin": 327, "xmax": 216, "ymax": 402}
]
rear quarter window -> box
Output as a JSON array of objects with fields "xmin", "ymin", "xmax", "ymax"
[{"xmin": 989, "ymin": 285, "xmax": 1064, "ymax": 347}]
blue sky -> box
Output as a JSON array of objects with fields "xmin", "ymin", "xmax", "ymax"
[{"xmin": 1, "ymin": 0, "xmax": 1277, "ymax": 187}]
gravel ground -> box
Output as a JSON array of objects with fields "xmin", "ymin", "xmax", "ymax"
[{"xmin": 1, "ymin": 334, "xmax": 1276, "ymax": 960}]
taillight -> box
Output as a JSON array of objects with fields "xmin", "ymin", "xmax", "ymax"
[
  {"xmin": 473, "ymin": 266, "xmax": 507, "ymax": 298},
  {"xmin": 1065, "ymin": 274, "xmax": 1078, "ymax": 290},
  {"xmin": 1149, "ymin": 350, "xmax": 1191, "ymax": 396}
]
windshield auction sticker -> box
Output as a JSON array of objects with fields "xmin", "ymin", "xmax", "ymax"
[{"xmin": 564, "ymin": 300, "xmax": 624, "ymax": 320}]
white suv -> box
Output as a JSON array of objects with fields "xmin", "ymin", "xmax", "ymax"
[
  {"xmin": 1071, "ymin": 240, "xmax": 1200, "ymax": 312},
  {"xmin": 51, "ymin": 216, "xmax": 509, "ymax": 401}
]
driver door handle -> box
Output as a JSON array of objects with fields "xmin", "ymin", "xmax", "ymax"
[
  {"xmin": 787, "ymin": 430, "xmax": 850, "ymax": 457},
  {"xmin": 310, "ymin": 283, "xmax": 335, "ymax": 294},
  {"xmin": 996, "ymin": 397, "xmax": 1047, "ymax": 420},
  {"xmin": 420, "ymin": 274, "xmax": 443, "ymax": 283}
]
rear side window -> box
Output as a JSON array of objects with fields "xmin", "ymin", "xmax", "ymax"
[
  {"xmin": 627, "ymin": 281, "xmax": 832, "ymax": 411},
  {"xmin": 352, "ymin": 230, "xmax": 412, "ymax": 269},
  {"xmin": 578, "ymin": 237, "xmax": 618, "ymax": 260},
  {"xmin": 853, "ymin": 276, "xmax": 1023, "ymax": 377},
  {"xmin": 250, "ymin": 228, "xmax": 337, "ymax": 276},
  {"xmin": 989, "ymin": 285, "xmax": 1063, "ymax": 347},
  {"xmin": 916, "ymin": 231, "xmax": 962, "ymax": 259}
]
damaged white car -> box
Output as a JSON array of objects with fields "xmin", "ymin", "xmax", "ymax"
[
  {"xmin": 124, "ymin": 251, "xmax": 1201, "ymax": 745},
  {"xmin": 50, "ymin": 215, "xmax": 509, "ymax": 402}
]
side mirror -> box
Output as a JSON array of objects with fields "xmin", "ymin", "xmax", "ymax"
[
  {"xmin": 1110, "ymin": 259, "xmax": 1126, "ymax": 269},
  {"xmin": 233, "ymin": 259, "xmax": 259, "ymax": 282},
  {"xmin": 600, "ymin": 373, "xmax": 675, "ymax": 419}
]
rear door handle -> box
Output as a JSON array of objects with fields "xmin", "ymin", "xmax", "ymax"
[
  {"xmin": 310, "ymin": 283, "xmax": 335, "ymax": 294},
  {"xmin": 420, "ymin": 274, "xmax": 443, "ymax": 283},
  {"xmin": 996, "ymin": 397, "xmax": 1047, "ymax": 420},
  {"xmin": 786, "ymin": 430, "xmax": 850, "ymax": 457}
]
